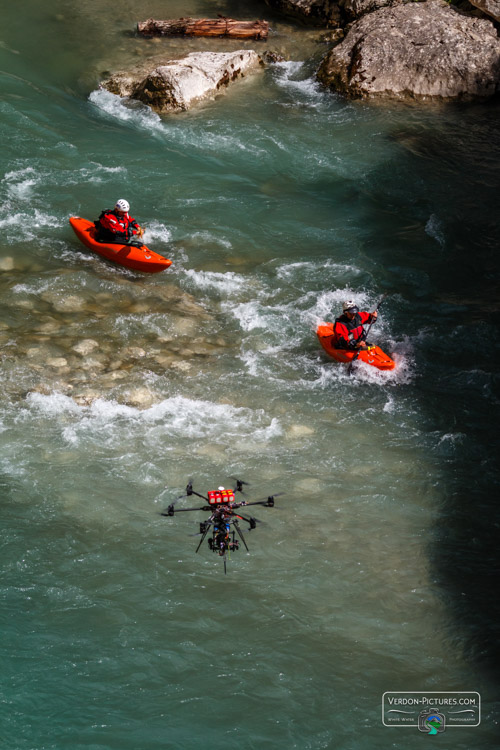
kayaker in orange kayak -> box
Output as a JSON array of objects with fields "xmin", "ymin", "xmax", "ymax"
[
  {"xmin": 95, "ymin": 199, "xmax": 144, "ymax": 247},
  {"xmin": 332, "ymin": 300, "xmax": 378, "ymax": 351}
]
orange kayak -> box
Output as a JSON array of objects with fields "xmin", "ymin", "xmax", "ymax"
[
  {"xmin": 69, "ymin": 217, "xmax": 172, "ymax": 273},
  {"xmin": 317, "ymin": 323, "xmax": 395, "ymax": 370}
]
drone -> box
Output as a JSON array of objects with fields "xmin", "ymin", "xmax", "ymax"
[{"xmin": 161, "ymin": 479, "xmax": 283, "ymax": 573}]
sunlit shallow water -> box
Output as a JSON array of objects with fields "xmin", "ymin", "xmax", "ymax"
[{"xmin": 1, "ymin": 1, "xmax": 499, "ymax": 749}]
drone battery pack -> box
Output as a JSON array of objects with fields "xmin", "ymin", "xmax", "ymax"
[{"xmin": 208, "ymin": 489, "xmax": 235, "ymax": 505}]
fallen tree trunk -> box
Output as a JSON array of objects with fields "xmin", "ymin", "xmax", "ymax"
[{"xmin": 137, "ymin": 17, "xmax": 269, "ymax": 40}]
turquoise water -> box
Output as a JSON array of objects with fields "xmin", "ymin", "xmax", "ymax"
[{"xmin": 1, "ymin": 2, "xmax": 499, "ymax": 748}]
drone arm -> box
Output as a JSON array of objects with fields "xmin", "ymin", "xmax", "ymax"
[
  {"xmin": 241, "ymin": 495, "xmax": 278, "ymax": 508},
  {"xmin": 161, "ymin": 504, "xmax": 212, "ymax": 516},
  {"xmin": 191, "ymin": 490, "xmax": 210, "ymax": 502}
]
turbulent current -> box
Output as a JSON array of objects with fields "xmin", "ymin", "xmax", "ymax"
[{"xmin": 1, "ymin": 1, "xmax": 499, "ymax": 749}]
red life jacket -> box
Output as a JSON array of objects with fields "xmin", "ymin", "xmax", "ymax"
[
  {"xmin": 97, "ymin": 209, "xmax": 139, "ymax": 241},
  {"xmin": 333, "ymin": 311, "xmax": 371, "ymax": 349}
]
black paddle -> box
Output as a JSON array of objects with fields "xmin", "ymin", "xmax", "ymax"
[{"xmin": 347, "ymin": 294, "xmax": 387, "ymax": 376}]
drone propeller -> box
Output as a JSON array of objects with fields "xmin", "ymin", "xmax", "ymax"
[
  {"xmin": 166, "ymin": 480, "xmax": 195, "ymax": 507},
  {"xmin": 231, "ymin": 477, "xmax": 250, "ymax": 494},
  {"xmin": 195, "ymin": 520, "xmax": 213, "ymax": 553},
  {"xmin": 242, "ymin": 492, "xmax": 285, "ymax": 508},
  {"xmin": 161, "ymin": 480, "xmax": 210, "ymax": 516},
  {"xmin": 234, "ymin": 513, "xmax": 261, "ymax": 530}
]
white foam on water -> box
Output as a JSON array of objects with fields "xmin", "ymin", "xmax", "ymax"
[
  {"xmin": 7, "ymin": 178, "xmax": 37, "ymax": 200},
  {"xmin": 113, "ymin": 313, "xmax": 172, "ymax": 338},
  {"xmin": 3, "ymin": 159, "xmax": 126, "ymax": 196},
  {"xmin": 163, "ymin": 119, "xmax": 268, "ymax": 158},
  {"xmin": 238, "ymin": 350, "xmax": 261, "ymax": 377},
  {"xmin": 0, "ymin": 208, "xmax": 63, "ymax": 240},
  {"xmin": 346, "ymin": 357, "xmax": 409, "ymax": 386},
  {"xmin": 86, "ymin": 163, "xmax": 125, "ymax": 175},
  {"xmin": 229, "ymin": 300, "xmax": 274, "ymax": 332},
  {"xmin": 229, "ymin": 284, "xmax": 416, "ymax": 388},
  {"xmin": 88, "ymin": 88, "xmax": 164, "ymax": 133},
  {"xmin": 187, "ymin": 231, "xmax": 232, "ymax": 249},
  {"xmin": 12, "ymin": 279, "xmax": 55, "ymax": 295},
  {"xmin": 3, "ymin": 166, "xmax": 43, "ymax": 205},
  {"xmin": 272, "ymin": 62, "xmax": 324, "ymax": 106},
  {"xmin": 88, "ymin": 89, "xmax": 266, "ymax": 157},
  {"xmin": 23, "ymin": 392, "xmax": 282, "ymax": 447},
  {"xmin": 438, "ymin": 432, "xmax": 466, "ymax": 445},
  {"xmin": 306, "ymin": 289, "xmax": 370, "ymax": 329},
  {"xmin": 68, "ymin": 162, "xmax": 127, "ymax": 185},
  {"xmin": 184, "ymin": 269, "xmax": 249, "ymax": 296},
  {"xmin": 425, "ymin": 214, "xmax": 446, "ymax": 247},
  {"xmin": 26, "ymin": 391, "xmax": 81, "ymax": 417},
  {"xmin": 276, "ymin": 260, "xmax": 359, "ymax": 282},
  {"xmin": 383, "ymin": 394, "xmax": 396, "ymax": 413},
  {"xmin": 4, "ymin": 166, "xmax": 37, "ymax": 181},
  {"xmin": 142, "ymin": 220, "xmax": 172, "ymax": 245}
]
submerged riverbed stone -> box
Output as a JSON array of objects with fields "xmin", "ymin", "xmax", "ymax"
[
  {"xmin": 122, "ymin": 346, "xmax": 147, "ymax": 359},
  {"xmin": 73, "ymin": 390, "xmax": 102, "ymax": 406},
  {"xmin": 46, "ymin": 357, "xmax": 68, "ymax": 368},
  {"xmin": 287, "ymin": 424, "xmax": 315, "ymax": 438},
  {"xmin": 102, "ymin": 50, "xmax": 263, "ymax": 113},
  {"xmin": 0, "ymin": 257, "xmax": 16, "ymax": 271},
  {"xmin": 124, "ymin": 387, "xmax": 156, "ymax": 407},
  {"xmin": 72, "ymin": 339, "xmax": 99, "ymax": 356},
  {"xmin": 317, "ymin": 0, "xmax": 500, "ymax": 101}
]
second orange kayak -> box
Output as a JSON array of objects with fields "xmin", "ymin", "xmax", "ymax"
[
  {"xmin": 69, "ymin": 217, "xmax": 172, "ymax": 273},
  {"xmin": 317, "ymin": 323, "xmax": 395, "ymax": 370}
]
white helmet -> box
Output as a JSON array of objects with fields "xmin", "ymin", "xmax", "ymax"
[
  {"xmin": 342, "ymin": 300, "xmax": 359, "ymax": 313},
  {"xmin": 115, "ymin": 199, "xmax": 130, "ymax": 212}
]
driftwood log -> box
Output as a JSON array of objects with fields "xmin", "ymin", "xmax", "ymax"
[{"xmin": 137, "ymin": 17, "xmax": 269, "ymax": 41}]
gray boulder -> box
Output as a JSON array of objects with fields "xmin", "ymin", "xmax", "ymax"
[
  {"xmin": 101, "ymin": 50, "xmax": 262, "ymax": 113},
  {"xmin": 317, "ymin": 0, "xmax": 500, "ymax": 101},
  {"xmin": 339, "ymin": 0, "xmax": 401, "ymax": 21},
  {"xmin": 468, "ymin": 0, "xmax": 500, "ymax": 21}
]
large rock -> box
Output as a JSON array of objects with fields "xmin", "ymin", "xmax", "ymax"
[
  {"xmin": 102, "ymin": 50, "xmax": 262, "ymax": 113},
  {"xmin": 468, "ymin": 0, "xmax": 500, "ymax": 21},
  {"xmin": 339, "ymin": 0, "xmax": 401, "ymax": 21},
  {"xmin": 264, "ymin": 0, "xmax": 341, "ymax": 25},
  {"xmin": 317, "ymin": 0, "xmax": 500, "ymax": 101}
]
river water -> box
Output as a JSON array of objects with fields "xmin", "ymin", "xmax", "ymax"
[{"xmin": 1, "ymin": 1, "xmax": 499, "ymax": 748}]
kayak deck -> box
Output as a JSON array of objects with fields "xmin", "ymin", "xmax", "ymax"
[
  {"xmin": 69, "ymin": 217, "xmax": 172, "ymax": 273},
  {"xmin": 316, "ymin": 323, "xmax": 395, "ymax": 371}
]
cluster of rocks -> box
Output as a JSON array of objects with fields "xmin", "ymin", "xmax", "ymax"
[
  {"xmin": 271, "ymin": 0, "xmax": 500, "ymax": 101},
  {"xmin": 1, "ymin": 276, "xmax": 229, "ymax": 409},
  {"xmin": 100, "ymin": 0, "xmax": 499, "ymax": 106}
]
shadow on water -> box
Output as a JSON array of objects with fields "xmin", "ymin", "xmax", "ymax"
[{"xmin": 362, "ymin": 100, "xmax": 500, "ymax": 681}]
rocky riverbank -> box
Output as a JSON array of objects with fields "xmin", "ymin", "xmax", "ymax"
[
  {"xmin": 317, "ymin": 0, "xmax": 500, "ymax": 101},
  {"xmin": 266, "ymin": 0, "xmax": 500, "ymax": 101},
  {"xmin": 97, "ymin": 0, "xmax": 499, "ymax": 108}
]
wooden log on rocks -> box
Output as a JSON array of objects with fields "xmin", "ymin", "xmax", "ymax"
[{"xmin": 137, "ymin": 17, "xmax": 269, "ymax": 41}]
